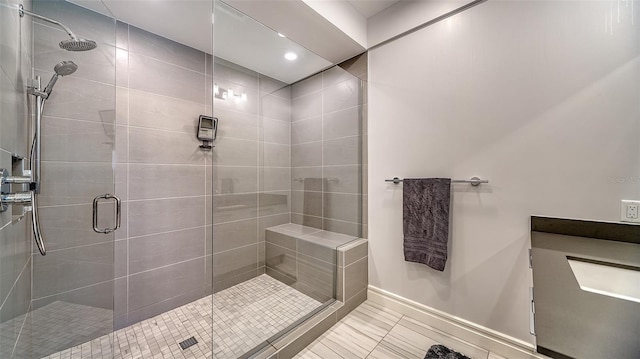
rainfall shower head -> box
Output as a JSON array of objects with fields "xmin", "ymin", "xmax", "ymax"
[
  {"xmin": 43, "ymin": 61, "xmax": 78, "ymax": 97},
  {"xmin": 59, "ymin": 38, "xmax": 97, "ymax": 51},
  {"xmin": 19, "ymin": 4, "xmax": 98, "ymax": 52}
]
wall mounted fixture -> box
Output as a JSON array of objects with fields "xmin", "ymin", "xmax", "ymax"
[
  {"xmin": 197, "ymin": 115, "xmax": 218, "ymax": 150},
  {"xmin": 385, "ymin": 176, "xmax": 489, "ymax": 186},
  {"xmin": 19, "ymin": 4, "xmax": 97, "ymax": 51},
  {"xmin": 214, "ymin": 83, "xmax": 247, "ymax": 101}
]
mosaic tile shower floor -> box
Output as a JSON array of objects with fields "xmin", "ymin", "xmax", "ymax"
[{"xmin": 40, "ymin": 275, "xmax": 321, "ymax": 359}]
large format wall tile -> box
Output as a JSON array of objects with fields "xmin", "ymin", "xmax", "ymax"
[
  {"xmin": 292, "ymin": 190, "xmax": 322, "ymax": 217},
  {"xmin": 129, "ymin": 127, "xmax": 206, "ymax": 165},
  {"xmin": 128, "ymin": 25, "xmax": 205, "ymax": 72},
  {"xmin": 323, "ymin": 136, "xmax": 360, "ymax": 166},
  {"xmin": 291, "ymin": 116, "xmax": 322, "ymax": 144},
  {"xmin": 289, "ymin": 66, "xmax": 363, "ymax": 238},
  {"xmin": 292, "ymin": 92, "xmax": 322, "ymax": 121},
  {"xmin": 214, "ymin": 60, "xmax": 259, "ymax": 90},
  {"xmin": 260, "ymin": 167, "xmax": 291, "ymax": 192},
  {"xmin": 129, "ymin": 227, "xmax": 205, "ymax": 274},
  {"xmin": 323, "ymin": 106, "xmax": 361, "ymax": 140},
  {"xmin": 35, "ymin": 70, "xmax": 115, "ymax": 123},
  {"xmin": 209, "ymin": 137, "xmax": 258, "ymax": 166},
  {"xmin": 129, "ymin": 53, "xmax": 206, "ymax": 104},
  {"xmin": 260, "ymin": 142, "xmax": 290, "ymax": 167},
  {"xmin": 41, "ymin": 116, "xmax": 115, "ymax": 162},
  {"xmin": 212, "ymin": 244, "xmax": 258, "ymax": 283},
  {"xmin": 258, "ymin": 191, "xmax": 290, "ymax": 217},
  {"xmin": 211, "ymin": 165, "xmax": 258, "ymax": 194},
  {"xmin": 128, "ymin": 89, "xmax": 205, "ymax": 133},
  {"xmin": 323, "ymin": 66, "xmax": 354, "ymax": 88},
  {"xmin": 0, "ymin": 73, "xmax": 21, "ymax": 155},
  {"xmin": 33, "ymin": 242, "xmax": 114, "ymax": 298},
  {"xmin": 212, "ymin": 193, "xmax": 258, "ymax": 224},
  {"xmin": 322, "ymin": 77, "xmax": 359, "ymax": 114},
  {"xmin": 0, "ymin": 221, "xmax": 30, "ymax": 308},
  {"xmin": 128, "ymin": 164, "xmax": 206, "ymax": 199},
  {"xmin": 128, "ymin": 257, "xmax": 205, "ymax": 311},
  {"xmin": 323, "ymin": 165, "xmax": 362, "ymax": 194},
  {"xmin": 261, "ymin": 117, "xmax": 290, "ymax": 144},
  {"xmin": 38, "ymin": 204, "xmax": 113, "ymax": 250},
  {"xmin": 211, "ymin": 218, "xmax": 258, "ymax": 254},
  {"xmin": 38, "ymin": 162, "xmax": 114, "ymax": 206},
  {"xmin": 261, "ymin": 93, "xmax": 291, "ymax": 122},
  {"xmin": 291, "ymin": 142, "xmax": 322, "ymax": 167},
  {"xmin": 291, "ymin": 75, "xmax": 322, "ymax": 99},
  {"xmin": 323, "ymin": 193, "xmax": 361, "ymax": 223},
  {"xmin": 213, "ymin": 108, "xmax": 258, "ymax": 141},
  {"xmin": 128, "ymin": 197, "xmax": 206, "ymax": 237}
]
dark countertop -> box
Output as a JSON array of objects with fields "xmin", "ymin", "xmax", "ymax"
[{"xmin": 531, "ymin": 216, "xmax": 640, "ymax": 245}]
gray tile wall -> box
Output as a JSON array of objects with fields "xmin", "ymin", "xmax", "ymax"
[
  {"xmin": 113, "ymin": 22, "xmax": 210, "ymax": 328},
  {"xmin": 23, "ymin": 4, "xmax": 365, "ymax": 354},
  {"xmin": 0, "ymin": 0, "xmax": 33, "ymax": 357},
  {"xmin": 113, "ymin": 48, "xmax": 293, "ymax": 330},
  {"xmin": 29, "ymin": 1, "xmax": 117, "ymax": 354},
  {"xmin": 290, "ymin": 63, "xmax": 365, "ymax": 238},
  {"xmin": 209, "ymin": 58, "xmax": 292, "ymax": 294},
  {"xmin": 336, "ymin": 53, "xmax": 368, "ymax": 239}
]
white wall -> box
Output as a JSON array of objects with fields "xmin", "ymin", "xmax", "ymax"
[
  {"xmin": 368, "ymin": 0, "xmax": 477, "ymax": 47},
  {"xmin": 368, "ymin": 0, "xmax": 640, "ymax": 344},
  {"xmin": 302, "ymin": 0, "xmax": 368, "ymax": 48}
]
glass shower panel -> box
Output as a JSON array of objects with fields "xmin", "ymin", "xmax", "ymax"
[
  {"xmin": 211, "ymin": 1, "xmax": 363, "ymax": 357},
  {"xmin": 28, "ymin": 0, "xmax": 117, "ymax": 357}
]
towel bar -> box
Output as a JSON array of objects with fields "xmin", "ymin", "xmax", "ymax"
[{"xmin": 385, "ymin": 176, "xmax": 488, "ymax": 186}]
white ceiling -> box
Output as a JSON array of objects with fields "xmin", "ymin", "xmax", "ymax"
[
  {"xmin": 68, "ymin": 0, "xmax": 334, "ymax": 83},
  {"xmin": 346, "ymin": 0, "xmax": 400, "ymax": 18},
  {"xmin": 214, "ymin": 3, "xmax": 332, "ymax": 83},
  {"xmin": 66, "ymin": 0, "xmax": 403, "ymax": 83}
]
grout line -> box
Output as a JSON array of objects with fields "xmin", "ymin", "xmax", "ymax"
[
  {"xmin": 0, "ymin": 255, "xmax": 31, "ymax": 313},
  {"xmin": 291, "ymin": 103, "xmax": 362, "ymax": 123},
  {"xmin": 363, "ymin": 314, "xmax": 402, "ymax": 359},
  {"xmin": 124, "ymin": 37, "xmax": 131, "ymax": 317},
  {"xmin": 321, "ymin": 70, "xmax": 325, "ymax": 231},
  {"xmin": 31, "ymin": 277, "xmax": 116, "ymax": 303},
  {"xmin": 10, "ymin": 300, "xmax": 32, "ymax": 358},
  {"xmin": 129, "ymin": 256, "xmax": 207, "ymax": 277},
  {"xmin": 38, "ymin": 194, "xmax": 207, "ymax": 209}
]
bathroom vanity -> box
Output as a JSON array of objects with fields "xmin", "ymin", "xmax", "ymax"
[{"xmin": 530, "ymin": 216, "xmax": 640, "ymax": 359}]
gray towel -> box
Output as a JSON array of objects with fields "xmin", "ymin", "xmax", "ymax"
[{"xmin": 403, "ymin": 178, "xmax": 451, "ymax": 271}]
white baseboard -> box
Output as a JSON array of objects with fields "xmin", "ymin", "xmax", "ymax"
[{"xmin": 367, "ymin": 285, "xmax": 549, "ymax": 359}]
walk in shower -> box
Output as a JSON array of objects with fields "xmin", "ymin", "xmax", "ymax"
[{"xmin": 0, "ymin": 0, "xmax": 365, "ymax": 357}]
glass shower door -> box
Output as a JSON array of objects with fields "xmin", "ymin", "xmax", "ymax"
[{"xmin": 27, "ymin": 0, "xmax": 118, "ymax": 357}]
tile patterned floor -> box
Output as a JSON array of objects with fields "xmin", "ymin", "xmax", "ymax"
[
  {"xmin": 41, "ymin": 275, "xmax": 321, "ymax": 359},
  {"xmin": 296, "ymin": 301, "xmax": 534, "ymax": 359}
]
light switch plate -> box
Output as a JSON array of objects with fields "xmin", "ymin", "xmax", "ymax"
[{"xmin": 620, "ymin": 200, "xmax": 640, "ymax": 223}]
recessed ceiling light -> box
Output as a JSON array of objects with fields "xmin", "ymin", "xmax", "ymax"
[
  {"xmin": 284, "ymin": 52, "xmax": 297, "ymax": 61},
  {"xmin": 278, "ymin": 33, "xmax": 286, "ymax": 38}
]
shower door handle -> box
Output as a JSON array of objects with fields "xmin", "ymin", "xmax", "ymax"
[{"xmin": 93, "ymin": 194, "xmax": 121, "ymax": 234}]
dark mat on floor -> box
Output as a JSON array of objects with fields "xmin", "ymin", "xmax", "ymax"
[{"xmin": 424, "ymin": 344, "xmax": 471, "ymax": 359}]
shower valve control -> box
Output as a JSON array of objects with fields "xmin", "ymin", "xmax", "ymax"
[{"xmin": 1, "ymin": 168, "xmax": 34, "ymax": 212}]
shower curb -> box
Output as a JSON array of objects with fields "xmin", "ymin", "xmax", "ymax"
[{"xmin": 251, "ymin": 289, "xmax": 366, "ymax": 359}]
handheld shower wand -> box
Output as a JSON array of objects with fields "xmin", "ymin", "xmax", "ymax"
[
  {"xmin": 43, "ymin": 61, "xmax": 78, "ymax": 97},
  {"xmin": 18, "ymin": 4, "xmax": 97, "ymax": 51},
  {"xmin": 25, "ymin": 60, "xmax": 79, "ymax": 256}
]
